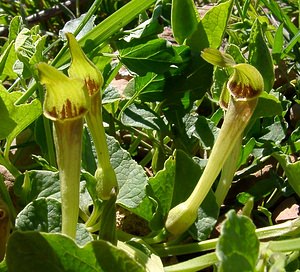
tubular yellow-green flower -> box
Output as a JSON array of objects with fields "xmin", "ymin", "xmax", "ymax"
[
  {"xmin": 165, "ymin": 61, "xmax": 264, "ymax": 236},
  {"xmin": 37, "ymin": 63, "xmax": 87, "ymax": 239},
  {"xmin": 38, "ymin": 63, "xmax": 87, "ymax": 121},
  {"xmin": 228, "ymin": 63, "xmax": 263, "ymax": 101},
  {"xmin": 67, "ymin": 33, "xmax": 118, "ymax": 200}
]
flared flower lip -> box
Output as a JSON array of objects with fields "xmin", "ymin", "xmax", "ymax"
[
  {"xmin": 37, "ymin": 62, "xmax": 88, "ymax": 121},
  {"xmin": 227, "ymin": 63, "xmax": 264, "ymax": 101}
]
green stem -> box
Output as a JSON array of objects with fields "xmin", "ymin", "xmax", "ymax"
[
  {"xmin": 73, "ymin": 0, "xmax": 104, "ymax": 37},
  {"xmin": 128, "ymin": 134, "xmax": 143, "ymax": 155},
  {"xmin": 0, "ymin": 152, "xmax": 21, "ymax": 178},
  {"xmin": 54, "ymin": 118, "xmax": 84, "ymax": 239},
  {"xmin": 155, "ymin": 217, "xmax": 300, "ymax": 257},
  {"xmin": 153, "ymin": 238, "xmax": 218, "ymax": 257},
  {"xmin": 215, "ymin": 135, "xmax": 242, "ymax": 207},
  {"xmin": 256, "ymin": 217, "xmax": 300, "ymax": 239},
  {"xmin": 164, "ymin": 252, "xmax": 218, "ymax": 272},
  {"xmin": 86, "ymin": 93, "xmax": 118, "ymax": 200},
  {"xmin": 85, "ymin": 201, "xmax": 102, "ymax": 230},
  {"xmin": 139, "ymin": 149, "xmax": 153, "ymax": 168},
  {"xmin": 265, "ymin": 237, "xmax": 300, "ymax": 252},
  {"xmin": 98, "ymin": 194, "xmax": 117, "ymax": 245}
]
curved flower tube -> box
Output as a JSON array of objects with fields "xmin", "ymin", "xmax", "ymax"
[{"xmin": 165, "ymin": 60, "xmax": 264, "ymax": 236}]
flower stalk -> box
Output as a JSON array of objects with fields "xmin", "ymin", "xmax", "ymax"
[
  {"xmin": 165, "ymin": 59, "xmax": 264, "ymax": 235},
  {"xmin": 37, "ymin": 63, "xmax": 87, "ymax": 239}
]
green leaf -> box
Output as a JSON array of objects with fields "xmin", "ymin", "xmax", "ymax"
[
  {"xmin": 15, "ymin": 197, "xmax": 62, "ymax": 233},
  {"xmin": 183, "ymin": 57, "xmax": 213, "ymax": 100},
  {"xmin": 247, "ymin": 91, "xmax": 283, "ymax": 131},
  {"xmin": 118, "ymin": 38, "xmax": 184, "ymax": 76},
  {"xmin": 210, "ymin": 67, "xmax": 229, "ymax": 101},
  {"xmin": 289, "ymin": 126, "xmax": 300, "ymax": 153},
  {"xmin": 248, "ymin": 20, "xmax": 274, "ymax": 92},
  {"xmin": 187, "ymin": 0, "xmax": 233, "ymax": 52},
  {"xmin": 0, "ymin": 16, "xmax": 22, "ymax": 80},
  {"xmin": 6, "ymin": 231, "xmax": 144, "ymax": 272},
  {"xmin": 237, "ymin": 137, "xmax": 256, "ymax": 167},
  {"xmin": 258, "ymin": 116, "xmax": 287, "ymax": 144},
  {"xmin": 15, "ymin": 169, "xmax": 93, "ymax": 222},
  {"xmin": 0, "ymin": 41, "xmax": 17, "ymax": 80},
  {"xmin": 14, "ymin": 170, "xmax": 60, "ymax": 206},
  {"xmin": 129, "ymin": 156, "xmax": 176, "ymax": 229},
  {"xmin": 272, "ymin": 153, "xmax": 300, "ymax": 197},
  {"xmin": 122, "ymin": 4, "xmax": 163, "ymax": 43},
  {"xmin": 121, "ymin": 103, "xmax": 167, "ymax": 132},
  {"xmin": 173, "ymin": 150, "xmax": 218, "ymax": 239},
  {"xmin": 282, "ymin": 30, "xmax": 300, "ymax": 57},
  {"xmin": 216, "ymin": 210, "xmax": 259, "ymax": 272},
  {"xmin": 171, "ymin": 0, "xmax": 199, "ymax": 44},
  {"xmin": 102, "ymin": 86, "xmax": 122, "ymax": 104},
  {"xmin": 0, "ymin": 89, "xmax": 17, "ymax": 140},
  {"xmin": 185, "ymin": 115, "xmax": 220, "ymax": 150},
  {"xmin": 123, "ymin": 71, "xmax": 177, "ymax": 103},
  {"xmin": 106, "ymin": 135, "xmax": 149, "ymax": 217},
  {"xmin": 8, "ymin": 16, "xmax": 22, "ymax": 42},
  {"xmin": 82, "ymin": 132, "xmax": 152, "ymax": 222},
  {"xmin": 59, "ymin": 13, "xmax": 96, "ymax": 40},
  {"xmin": 190, "ymin": 190, "xmax": 219, "ymax": 241},
  {"xmin": 149, "ymin": 154, "xmax": 176, "ymax": 218},
  {"xmin": 164, "ymin": 105, "xmax": 199, "ymax": 153},
  {"xmin": 14, "ymin": 27, "xmax": 47, "ymax": 78},
  {"xmin": 15, "ymin": 197, "xmax": 92, "ymax": 246},
  {"xmin": 122, "ymin": 47, "xmax": 211, "ymax": 105},
  {"xmin": 272, "ymin": 23, "xmax": 284, "ymax": 57},
  {"xmin": 226, "ymin": 44, "xmax": 246, "ymax": 63},
  {"xmin": 0, "ymin": 89, "xmax": 42, "ymax": 157},
  {"xmin": 0, "ymin": 41, "xmax": 15, "ymax": 80},
  {"xmin": 172, "ymin": 150, "xmax": 205, "ymax": 207},
  {"xmin": 254, "ymin": 92, "xmax": 282, "ymax": 118}
]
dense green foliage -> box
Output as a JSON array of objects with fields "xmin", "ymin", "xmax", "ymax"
[{"xmin": 0, "ymin": 0, "xmax": 299, "ymax": 271}]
